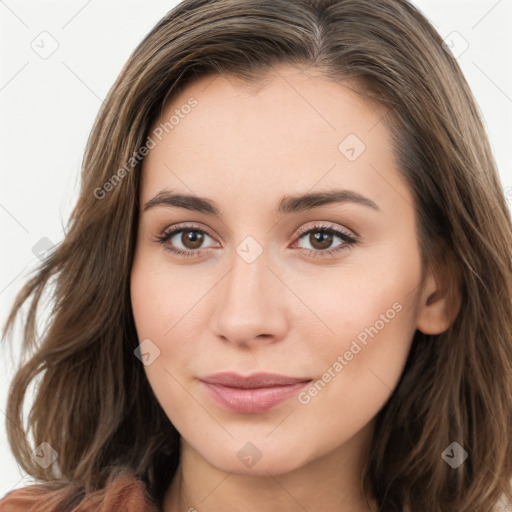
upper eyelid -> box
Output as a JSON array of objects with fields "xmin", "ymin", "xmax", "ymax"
[
  {"xmin": 294, "ymin": 222, "xmax": 357, "ymax": 239},
  {"xmin": 160, "ymin": 222, "xmax": 215, "ymax": 239}
]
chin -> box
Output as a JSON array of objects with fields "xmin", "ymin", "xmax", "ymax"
[{"xmin": 196, "ymin": 436, "xmax": 311, "ymax": 476}]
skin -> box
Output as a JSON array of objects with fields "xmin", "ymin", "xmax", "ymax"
[{"xmin": 130, "ymin": 65, "xmax": 459, "ymax": 512}]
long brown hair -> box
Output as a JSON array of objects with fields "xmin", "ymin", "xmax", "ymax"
[{"xmin": 2, "ymin": 1, "xmax": 511, "ymax": 510}]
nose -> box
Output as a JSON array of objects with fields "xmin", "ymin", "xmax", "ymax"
[{"xmin": 210, "ymin": 247, "xmax": 289, "ymax": 348}]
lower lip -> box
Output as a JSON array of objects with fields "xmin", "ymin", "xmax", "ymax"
[{"xmin": 200, "ymin": 381, "xmax": 312, "ymax": 413}]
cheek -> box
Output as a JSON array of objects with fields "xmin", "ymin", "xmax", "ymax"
[
  {"xmin": 130, "ymin": 248, "xmax": 213, "ymax": 402},
  {"xmin": 289, "ymin": 300, "xmax": 416, "ymax": 455},
  {"xmin": 301, "ymin": 295, "xmax": 415, "ymax": 399},
  {"xmin": 130, "ymin": 245, "xmax": 202, "ymax": 340},
  {"xmin": 293, "ymin": 249, "xmax": 421, "ymax": 425},
  {"xmin": 130, "ymin": 252, "xmax": 203, "ymax": 426}
]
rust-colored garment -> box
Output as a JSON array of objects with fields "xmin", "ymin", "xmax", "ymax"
[{"xmin": 0, "ymin": 473, "xmax": 161, "ymax": 512}]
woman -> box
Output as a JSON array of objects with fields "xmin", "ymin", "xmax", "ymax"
[{"xmin": 1, "ymin": 0, "xmax": 511, "ymax": 511}]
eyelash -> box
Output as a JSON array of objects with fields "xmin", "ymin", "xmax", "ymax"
[{"xmin": 154, "ymin": 222, "xmax": 358, "ymax": 259}]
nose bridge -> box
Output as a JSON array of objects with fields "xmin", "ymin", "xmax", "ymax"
[{"xmin": 212, "ymin": 241, "xmax": 288, "ymax": 345}]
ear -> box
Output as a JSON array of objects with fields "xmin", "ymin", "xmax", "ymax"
[{"xmin": 416, "ymin": 254, "xmax": 462, "ymax": 335}]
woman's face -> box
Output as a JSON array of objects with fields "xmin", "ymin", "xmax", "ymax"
[{"xmin": 130, "ymin": 65, "xmax": 429, "ymax": 476}]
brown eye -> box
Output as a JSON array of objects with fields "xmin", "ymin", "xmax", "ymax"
[
  {"xmin": 294, "ymin": 224, "xmax": 358, "ymax": 257},
  {"xmin": 180, "ymin": 230, "xmax": 204, "ymax": 249},
  {"xmin": 308, "ymin": 231, "xmax": 334, "ymax": 250},
  {"xmin": 157, "ymin": 225, "xmax": 217, "ymax": 257}
]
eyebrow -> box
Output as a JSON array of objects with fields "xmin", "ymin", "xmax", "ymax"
[{"xmin": 143, "ymin": 188, "xmax": 380, "ymax": 215}]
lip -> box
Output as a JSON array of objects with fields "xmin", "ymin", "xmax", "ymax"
[{"xmin": 199, "ymin": 372, "xmax": 312, "ymax": 413}]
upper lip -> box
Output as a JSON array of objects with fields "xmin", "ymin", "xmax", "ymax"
[{"xmin": 200, "ymin": 372, "xmax": 312, "ymax": 389}]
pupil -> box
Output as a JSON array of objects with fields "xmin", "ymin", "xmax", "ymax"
[
  {"xmin": 312, "ymin": 231, "xmax": 332, "ymax": 249},
  {"xmin": 183, "ymin": 230, "xmax": 203, "ymax": 249}
]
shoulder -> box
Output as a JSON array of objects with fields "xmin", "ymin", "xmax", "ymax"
[
  {"xmin": 0, "ymin": 474, "xmax": 160, "ymax": 512},
  {"xmin": 0, "ymin": 484, "xmax": 47, "ymax": 512}
]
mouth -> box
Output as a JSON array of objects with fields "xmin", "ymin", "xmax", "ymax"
[{"xmin": 199, "ymin": 372, "xmax": 313, "ymax": 413}]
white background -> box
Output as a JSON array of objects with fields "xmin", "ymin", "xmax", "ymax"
[{"xmin": 1, "ymin": 0, "xmax": 511, "ymax": 497}]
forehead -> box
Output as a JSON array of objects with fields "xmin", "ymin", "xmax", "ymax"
[{"xmin": 140, "ymin": 66, "xmax": 412, "ymax": 215}]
